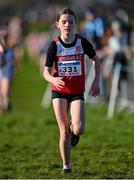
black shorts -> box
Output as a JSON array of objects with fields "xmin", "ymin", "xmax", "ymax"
[{"xmin": 52, "ymin": 91, "xmax": 84, "ymax": 103}]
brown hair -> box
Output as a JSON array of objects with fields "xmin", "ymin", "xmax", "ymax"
[{"xmin": 56, "ymin": 8, "xmax": 77, "ymax": 23}]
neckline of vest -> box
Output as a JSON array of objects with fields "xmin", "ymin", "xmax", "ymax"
[{"xmin": 58, "ymin": 34, "xmax": 78, "ymax": 48}]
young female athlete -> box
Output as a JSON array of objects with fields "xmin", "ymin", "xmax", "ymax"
[{"xmin": 43, "ymin": 8, "xmax": 100, "ymax": 173}]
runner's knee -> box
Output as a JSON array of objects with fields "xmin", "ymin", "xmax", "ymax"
[{"xmin": 60, "ymin": 127, "xmax": 70, "ymax": 139}]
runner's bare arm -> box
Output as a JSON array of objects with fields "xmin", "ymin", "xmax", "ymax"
[
  {"xmin": 90, "ymin": 55, "xmax": 100, "ymax": 96},
  {"xmin": 43, "ymin": 66, "xmax": 65, "ymax": 90}
]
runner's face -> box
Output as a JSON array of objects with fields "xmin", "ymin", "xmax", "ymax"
[{"xmin": 56, "ymin": 14, "xmax": 76, "ymax": 37}]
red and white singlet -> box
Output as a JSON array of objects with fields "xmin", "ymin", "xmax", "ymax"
[{"xmin": 51, "ymin": 36, "xmax": 85, "ymax": 94}]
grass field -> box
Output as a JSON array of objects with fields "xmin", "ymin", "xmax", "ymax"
[{"xmin": 0, "ymin": 50, "xmax": 134, "ymax": 179}]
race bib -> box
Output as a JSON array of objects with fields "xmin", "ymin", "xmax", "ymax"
[{"xmin": 58, "ymin": 60, "xmax": 82, "ymax": 76}]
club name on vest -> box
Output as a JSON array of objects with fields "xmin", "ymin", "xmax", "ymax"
[{"xmin": 58, "ymin": 54, "xmax": 83, "ymax": 61}]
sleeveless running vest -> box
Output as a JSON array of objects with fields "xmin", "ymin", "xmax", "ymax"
[{"xmin": 51, "ymin": 35, "xmax": 85, "ymax": 94}]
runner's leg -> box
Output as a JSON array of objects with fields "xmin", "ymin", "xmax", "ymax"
[
  {"xmin": 52, "ymin": 98, "xmax": 70, "ymax": 166},
  {"xmin": 70, "ymin": 100, "xmax": 85, "ymax": 135}
]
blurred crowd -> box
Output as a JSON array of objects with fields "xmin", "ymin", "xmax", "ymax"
[
  {"xmin": 0, "ymin": 16, "xmax": 23, "ymax": 115},
  {"xmin": 1, "ymin": 5, "xmax": 134, "ymax": 115},
  {"xmin": 79, "ymin": 7, "xmax": 134, "ymax": 108}
]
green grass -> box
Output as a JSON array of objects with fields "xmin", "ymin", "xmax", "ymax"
[{"xmin": 0, "ymin": 50, "xmax": 134, "ymax": 179}]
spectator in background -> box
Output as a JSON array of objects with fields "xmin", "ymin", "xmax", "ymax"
[
  {"xmin": 0, "ymin": 33, "xmax": 14, "ymax": 114},
  {"xmin": 129, "ymin": 28, "xmax": 134, "ymax": 100},
  {"xmin": 7, "ymin": 16, "xmax": 23, "ymax": 73},
  {"xmin": 79, "ymin": 7, "xmax": 104, "ymax": 103},
  {"xmin": 81, "ymin": 7, "xmax": 105, "ymax": 50},
  {"xmin": 26, "ymin": 32, "xmax": 50, "ymax": 75},
  {"xmin": 101, "ymin": 19, "xmax": 129, "ymax": 102},
  {"xmin": 110, "ymin": 20, "xmax": 128, "ymax": 97}
]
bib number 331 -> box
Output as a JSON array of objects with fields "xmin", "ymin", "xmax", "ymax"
[{"xmin": 58, "ymin": 60, "xmax": 82, "ymax": 76}]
